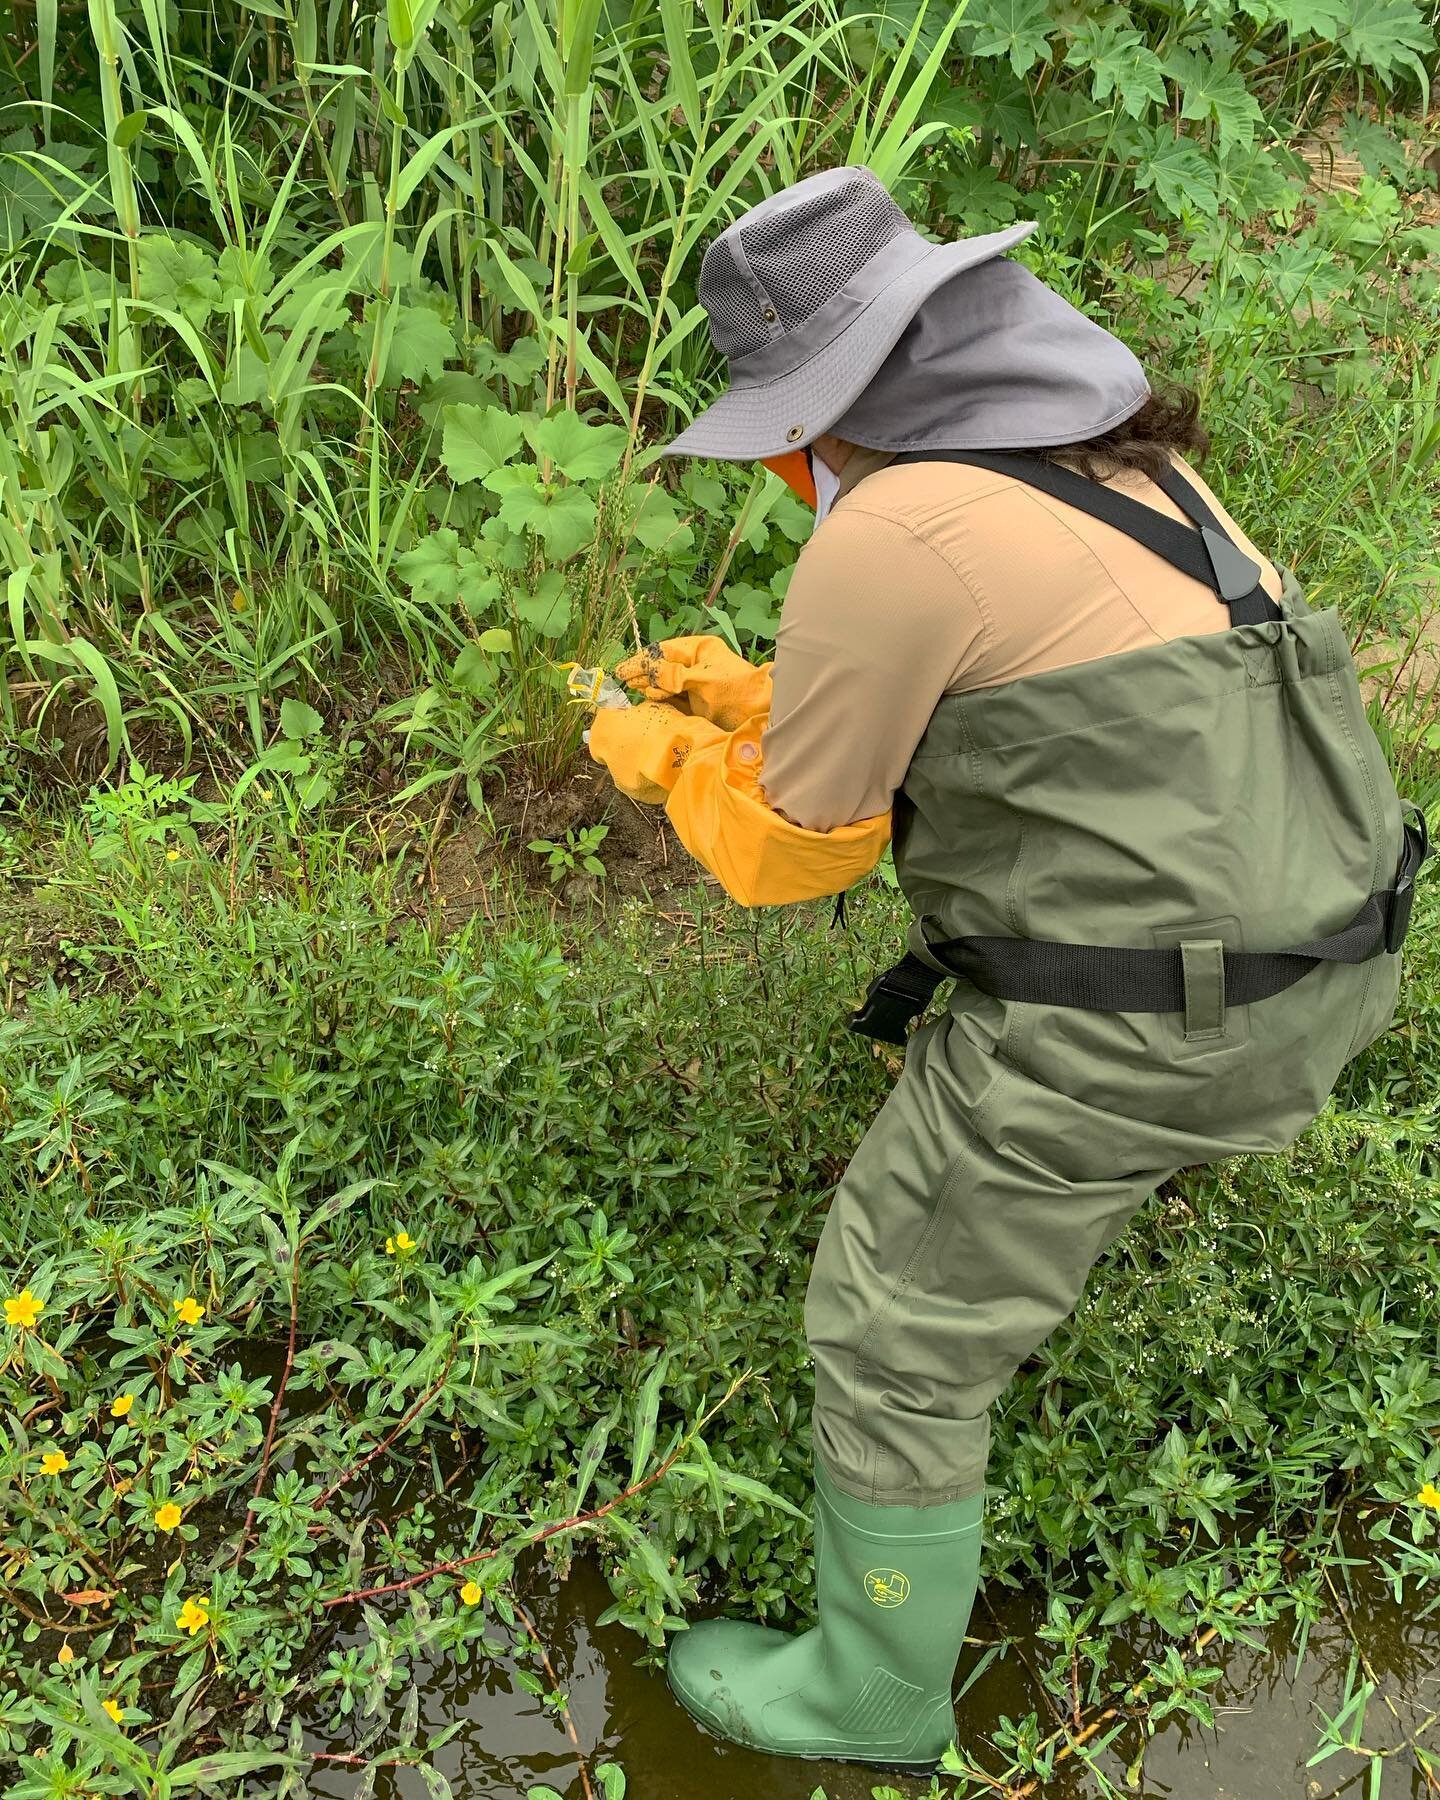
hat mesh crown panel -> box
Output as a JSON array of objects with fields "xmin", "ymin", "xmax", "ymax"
[
  {"xmin": 701, "ymin": 241, "xmax": 773, "ymax": 359},
  {"xmin": 700, "ymin": 176, "xmax": 911, "ymax": 358}
]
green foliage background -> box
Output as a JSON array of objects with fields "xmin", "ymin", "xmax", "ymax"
[
  {"xmin": 0, "ymin": 0, "xmax": 1439, "ymax": 1795},
  {"xmin": 0, "ymin": 0, "xmax": 1437, "ymax": 787}
]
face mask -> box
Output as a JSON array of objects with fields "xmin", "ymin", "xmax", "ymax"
[
  {"xmin": 811, "ymin": 452, "xmax": 841, "ymax": 531},
  {"xmin": 759, "ymin": 447, "xmax": 840, "ymax": 535}
]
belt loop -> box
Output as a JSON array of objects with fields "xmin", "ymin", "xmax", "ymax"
[{"xmin": 1180, "ymin": 938, "xmax": 1227, "ymax": 1040}]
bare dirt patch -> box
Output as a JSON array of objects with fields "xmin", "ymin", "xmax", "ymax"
[{"xmin": 429, "ymin": 763, "xmax": 702, "ymax": 929}]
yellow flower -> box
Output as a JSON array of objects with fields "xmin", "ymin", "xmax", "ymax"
[
  {"xmin": 155, "ymin": 1503, "xmax": 183, "ymax": 1533},
  {"xmin": 386, "ymin": 1230, "xmax": 417, "ymax": 1256},
  {"xmin": 1416, "ymin": 1481, "xmax": 1440, "ymax": 1512},
  {"xmin": 231, "ymin": 587, "xmax": 249, "ymax": 612},
  {"xmin": 166, "ymin": 848, "xmax": 181, "ymax": 862},
  {"xmin": 173, "ymin": 1296, "xmax": 205, "ymax": 1326},
  {"xmin": 5, "ymin": 1289, "xmax": 43, "ymax": 1329},
  {"xmin": 57, "ymin": 1644, "xmax": 76, "ymax": 1666},
  {"xmin": 460, "ymin": 1580, "xmax": 482, "ymax": 1607},
  {"xmin": 176, "ymin": 1597, "xmax": 210, "ymax": 1636},
  {"xmin": 111, "ymin": 1394, "xmax": 135, "ymax": 1419},
  {"xmin": 102, "ymin": 1699, "xmax": 124, "ymax": 1724},
  {"xmin": 41, "ymin": 1451, "xmax": 70, "ymax": 1475}
]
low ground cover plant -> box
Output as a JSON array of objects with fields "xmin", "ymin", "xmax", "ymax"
[
  {"xmin": 1, "ymin": 0, "xmax": 1438, "ymax": 1794},
  {"xmin": 0, "ymin": 794, "xmax": 1437, "ymax": 1793}
]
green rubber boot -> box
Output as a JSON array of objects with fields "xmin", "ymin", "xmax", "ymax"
[{"xmin": 667, "ymin": 1464, "xmax": 983, "ymax": 1767}]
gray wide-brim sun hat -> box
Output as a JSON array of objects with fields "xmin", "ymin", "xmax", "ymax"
[{"xmin": 664, "ymin": 165, "xmax": 1149, "ymax": 462}]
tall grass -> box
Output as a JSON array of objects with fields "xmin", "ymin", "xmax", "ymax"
[{"xmin": 0, "ymin": 0, "xmax": 1435, "ymax": 787}]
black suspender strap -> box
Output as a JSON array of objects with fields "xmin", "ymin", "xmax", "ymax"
[{"xmin": 886, "ymin": 450, "xmax": 1283, "ymax": 627}]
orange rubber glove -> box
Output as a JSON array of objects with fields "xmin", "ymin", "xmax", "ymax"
[
  {"xmin": 588, "ymin": 702, "xmax": 726, "ymax": 805},
  {"xmin": 664, "ymin": 714, "xmax": 890, "ymax": 906},
  {"xmin": 615, "ymin": 636, "xmax": 774, "ymax": 731}
]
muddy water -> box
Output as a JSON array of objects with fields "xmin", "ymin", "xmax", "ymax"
[{"xmin": 302, "ymin": 1552, "xmax": 1439, "ymax": 1800}]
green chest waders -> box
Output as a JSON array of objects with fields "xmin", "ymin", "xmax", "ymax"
[{"xmin": 668, "ymin": 453, "xmax": 1429, "ymax": 1770}]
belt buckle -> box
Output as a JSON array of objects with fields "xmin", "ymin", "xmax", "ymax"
[
  {"xmin": 847, "ymin": 974, "xmax": 914, "ymax": 1046},
  {"xmin": 847, "ymin": 968, "xmax": 930, "ymax": 1046},
  {"xmin": 1385, "ymin": 810, "xmax": 1430, "ymax": 954}
]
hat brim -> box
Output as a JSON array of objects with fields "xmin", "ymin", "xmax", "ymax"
[{"xmin": 661, "ymin": 221, "xmax": 1038, "ymax": 461}]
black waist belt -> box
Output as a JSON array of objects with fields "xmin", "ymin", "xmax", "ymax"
[{"xmin": 850, "ymin": 811, "xmax": 1430, "ymax": 1046}]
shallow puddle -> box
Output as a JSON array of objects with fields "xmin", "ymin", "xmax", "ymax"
[{"xmin": 301, "ymin": 1551, "xmax": 1439, "ymax": 1800}]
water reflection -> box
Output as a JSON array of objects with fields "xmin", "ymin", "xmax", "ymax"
[{"xmin": 301, "ymin": 1549, "xmax": 1438, "ymax": 1800}]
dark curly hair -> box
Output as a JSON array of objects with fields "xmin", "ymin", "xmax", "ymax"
[{"xmin": 1035, "ymin": 385, "xmax": 1210, "ymax": 484}]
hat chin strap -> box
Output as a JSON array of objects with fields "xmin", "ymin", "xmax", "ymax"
[{"xmin": 760, "ymin": 449, "xmax": 818, "ymax": 509}]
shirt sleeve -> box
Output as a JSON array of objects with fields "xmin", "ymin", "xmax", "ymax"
[{"xmin": 758, "ymin": 502, "xmax": 986, "ymax": 833}]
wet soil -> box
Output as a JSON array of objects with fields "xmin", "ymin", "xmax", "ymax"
[
  {"xmin": 301, "ymin": 1551, "xmax": 1439, "ymax": 1800},
  {"xmin": 430, "ymin": 764, "xmax": 699, "ymax": 926}
]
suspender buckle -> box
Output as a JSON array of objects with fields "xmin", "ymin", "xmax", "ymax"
[
  {"xmin": 1385, "ymin": 808, "xmax": 1430, "ymax": 955},
  {"xmin": 848, "ymin": 954, "xmax": 945, "ymax": 1045}
]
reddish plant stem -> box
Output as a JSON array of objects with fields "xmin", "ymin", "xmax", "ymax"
[
  {"xmin": 312, "ymin": 1361, "xmax": 453, "ymax": 1512},
  {"xmin": 513, "ymin": 1598, "xmax": 596, "ymax": 1800},
  {"xmin": 235, "ymin": 1249, "xmax": 300, "ymax": 1563},
  {"xmin": 323, "ymin": 1374, "xmax": 749, "ymax": 1611}
]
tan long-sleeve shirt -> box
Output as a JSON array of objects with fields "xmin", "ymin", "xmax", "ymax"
[{"xmin": 759, "ymin": 447, "xmax": 1284, "ymax": 834}]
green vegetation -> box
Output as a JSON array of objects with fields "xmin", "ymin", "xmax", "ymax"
[{"xmin": 1, "ymin": 0, "xmax": 1438, "ymax": 1795}]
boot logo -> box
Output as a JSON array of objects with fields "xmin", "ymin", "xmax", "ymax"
[{"xmin": 863, "ymin": 1567, "xmax": 910, "ymax": 1607}]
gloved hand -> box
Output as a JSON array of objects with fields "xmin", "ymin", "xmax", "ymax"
[
  {"xmin": 616, "ymin": 635, "xmax": 773, "ymax": 731},
  {"xmin": 588, "ymin": 702, "xmax": 726, "ymax": 805},
  {"xmin": 665, "ymin": 716, "xmax": 891, "ymax": 906}
]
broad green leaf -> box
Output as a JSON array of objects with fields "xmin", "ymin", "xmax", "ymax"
[
  {"xmin": 1333, "ymin": 0, "xmax": 1434, "ymax": 84},
  {"xmin": 1219, "ymin": 144, "xmax": 1304, "ymax": 225},
  {"xmin": 964, "ymin": 0, "xmax": 1053, "ymax": 78},
  {"xmin": 1272, "ymin": 0, "xmax": 1348, "ymax": 35},
  {"xmin": 451, "ymin": 642, "xmax": 499, "ymax": 695},
  {"xmin": 513, "ymin": 570, "xmax": 571, "ymax": 637},
  {"xmin": 440, "ymin": 403, "xmax": 525, "ymax": 484},
  {"xmin": 626, "ymin": 483, "xmax": 692, "ymax": 554},
  {"xmin": 1071, "ymin": 19, "xmax": 1167, "ymax": 119},
  {"xmin": 1129, "ymin": 126, "xmax": 1221, "ymax": 218},
  {"xmin": 489, "ymin": 474, "xmax": 596, "ymax": 561},
  {"xmin": 978, "ymin": 75, "xmax": 1039, "ymax": 151},
  {"xmin": 396, "ymin": 527, "xmax": 500, "ymax": 613},
  {"xmin": 1164, "ymin": 49, "xmax": 1265, "ymax": 154},
  {"xmin": 523, "ymin": 411, "xmax": 627, "ymax": 482},
  {"xmin": 478, "ymin": 627, "xmax": 513, "ymax": 654},
  {"xmin": 268, "ymin": 274, "xmax": 348, "ymax": 336},
  {"xmin": 484, "ymin": 336, "xmax": 546, "ymax": 386},
  {"xmin": 280, "ymin": 699, "xmax": 324, "ymax": 740},
  {"xmin": 723, "ymin": 582, "xmax": 780, "ymax": 640},
  {"xmin": 384, "ymin": 303, "xmax": 454, "ymax": 386},
  {"xmin": 417, "ymin": 372, "xmax": 498, "ymax": 427},
  {"xmin": 136, "ymin": 236, "xmax": 221, "ymax": 328},
  {"xmin": 1338, "ymin": 110, "xmax": 1414, "ymax": 184},
  {"xmin": 220, "ymin": 341, "xmax": 275, "ymax": 406},
  {"xmin": 935, "ymin": 162, "xmax": 1026, "ymax": 231},
  {"xmin": 681, "ymin": 466, "xmax": 728, "ymax": 512}
]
